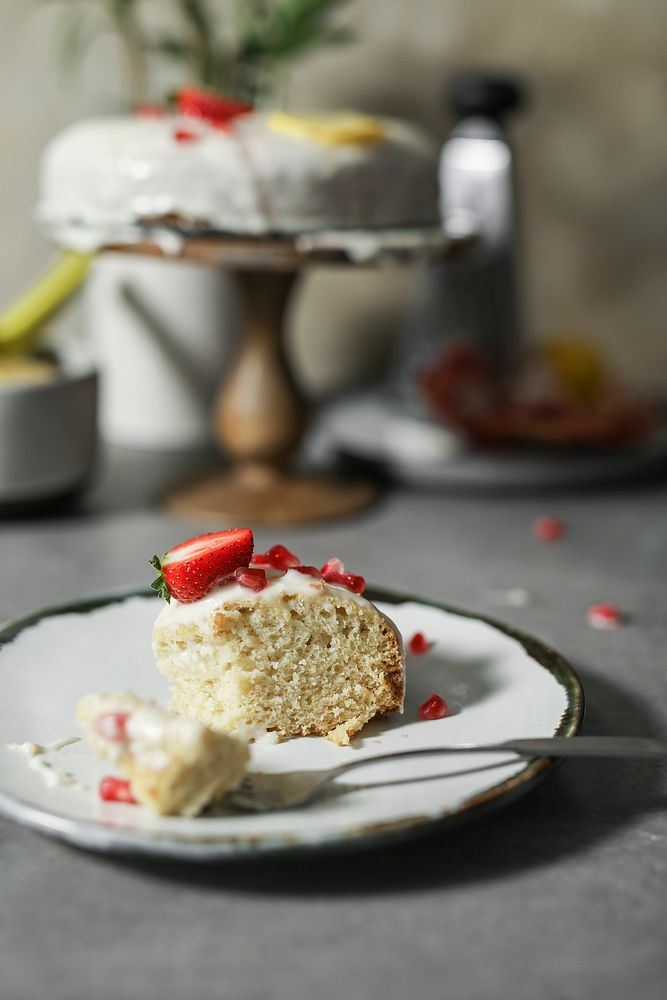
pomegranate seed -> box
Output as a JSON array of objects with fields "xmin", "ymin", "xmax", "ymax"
[
  {"xmin": 339, "ymin": 572, "xmax": 366, "ymax": 594},
  {"xmin": 324, "ymin": 570, "xmax": 366, "ymax": 595},
  {"xmin": 418, "ymin": 693, "xmax": 449, "ymax": 721},
  {"xmin": 99, "ymin": 776, "xmax": 137, "ymax": 804},
  {"xmin": 587, "ymin": 602, "xmax": 623, "ymax": 630},
  {"xmin": 408, "ymin": 631, "xmax": 432, "ymax": 654},
  {"xmin": 266, "ymin": 544, "xmax": 301, "ymax": 570},
  {"xmin": 235, "ymin": 567, "xmax": 268, "ymax": 592},
  {"xmin": 94, "ymin": 712, "xmax": 128, "ymax": 743},
  {"xmin": 251, "ymin": 552, "xmax": 271, "ymax": 565},
  {"xmin": 533, "ymin": 516, "xmax": 564, "ymax": 542},
  {"xmin": 321, "ymin": 557, "xmax": 345, "ymax": 578},
  {"xmin": 294, "ymin": 565, "xmax": 321, "ymax": 578},
  {"xmin": 173, "ymin": 128, "xmax": 199, "ymax": 143}
]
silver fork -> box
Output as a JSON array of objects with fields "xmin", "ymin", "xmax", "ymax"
[{"xmin": 223, "ymin": 736, "xmax": 667, "ymax": 813}]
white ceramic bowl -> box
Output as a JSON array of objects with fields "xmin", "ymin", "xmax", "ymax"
[{"xmin": 0, "ymin": 359, "xmax": 97, "ymax": 509}]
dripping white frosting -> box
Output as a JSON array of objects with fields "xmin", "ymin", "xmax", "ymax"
[{"xmin": 154, "ymin": 567, "xmax": 372, "ymax": 627}]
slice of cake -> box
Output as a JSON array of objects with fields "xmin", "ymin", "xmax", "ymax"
[
  {"xmin": 77, "ymin": 691, "xmax": 249, "ymax": 816},
  {"xmin": 150, "ymin": 534, "xmax": 405, "ymax": 746}
]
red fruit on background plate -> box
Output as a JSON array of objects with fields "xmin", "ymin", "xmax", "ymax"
[
  {"xmin": 99, "ymin": 776, "xmax": 137, "ymax": 804},
  {"xmin": 235, "ymin": 567, "xmax": 268, "ymax": 592},
  {"xmin": 150, "ymin": 528, "xmax": 254, "ymax": 603},
  {"xmin": 418, "ymin": 693, "xmax": 449, "ymax": 720},
  {"xmin": 176, "ymin": 86, "xmax": 252, "ymax": 128},
  {"xmin": 94, "ymin": 713, "xmax": 128, "ymax": 743}
]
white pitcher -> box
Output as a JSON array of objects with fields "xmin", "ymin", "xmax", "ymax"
[{"xmin": 85, "ymin": 253, "xmax": 239, "ymax": 449}]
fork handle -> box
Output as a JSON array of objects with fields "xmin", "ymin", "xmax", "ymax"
[
  {"xmin": 496, "ymin": 736, "xmax": 667, "ymax": 759},
  {"xmin": 331, "ymin": 736, "xmax": 667, "ymax": 782}
]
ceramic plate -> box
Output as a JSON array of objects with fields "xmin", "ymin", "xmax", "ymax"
[
  {"xmin": 320, "ymin": 392, "xmax": 667, "ymax": 491},
  {"xmin": 0, "ymin": 588, "xmax": 582, "ymax": 859}
]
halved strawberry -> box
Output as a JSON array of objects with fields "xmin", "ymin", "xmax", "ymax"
[
  {"xmin": 150, "ymin": 528, "xmax": 253, "ymax": 604},
  {"xmin": 176, "ymin": 85, "xmax": 252, "ymax": 129}
]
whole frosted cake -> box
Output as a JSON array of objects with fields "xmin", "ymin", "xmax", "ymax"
[
  {"xmin": 37, "ymin": 89, "xmax": 439, "ymax": 244},
  {"xmin": 150, "ymin": 530, "xmax": 405, "ymax": 746}
]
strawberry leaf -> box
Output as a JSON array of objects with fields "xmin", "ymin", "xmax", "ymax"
[{"xmin": 149, "ymin": 554, "xmax": 171, "ymax": 603}]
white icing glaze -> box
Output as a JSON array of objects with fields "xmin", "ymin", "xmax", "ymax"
[
  {"xmin": 37, "ymin": 111, "xmax": 439, "ymax": 247},
  {"xmin": 154, "ymin": 567, "xmax": 370, "ymax": 629},
  {"xmin": 27, "ymin": 756, "xmax": 84, "ymax": 790},
  {"xmin": 6, "ymin": 736, "xmax": 81, "ymax": 755},
  {"xmin": 49, "ymin": 736, "xmax": 82, "ymax": 751},
  {"xmin": 295, "ymin": 226, "xmax": 453, "ymax": 264},
  {"xmin": 124, "ymin": 704, "xmax": 202, "ymax": 770},
  {"xmin": 7, "ymin": 741, "xmax": 43, "ymax": 756},
  {"xmin": 6, "ymin": 737, "xmax": 86, "ymax": 791}
]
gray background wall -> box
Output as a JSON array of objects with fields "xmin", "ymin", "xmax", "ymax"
[{"xmin": 0, "ymin": 0, "xmax": 665, "ymax": 394}]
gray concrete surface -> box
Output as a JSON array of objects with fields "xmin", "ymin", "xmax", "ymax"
[{"xmin": 1, "ymin": 453, "xmax": 666, "ymax": 1000}]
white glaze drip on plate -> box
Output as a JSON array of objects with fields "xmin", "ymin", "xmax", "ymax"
[{"xmin": 6, "ymin": 737, "xmax": 86, "ymax": 791}]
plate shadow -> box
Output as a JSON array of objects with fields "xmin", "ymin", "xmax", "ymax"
[
  {"xmin": 362, "ymin": 653, "xmax": 499, "ymax": 740},
  {"xmin": 101, "ymin": 665, "xmax": 666, "ymax": 896}
]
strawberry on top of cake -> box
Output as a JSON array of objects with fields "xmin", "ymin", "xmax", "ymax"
[{"xmin": 150, "ymin": 528, "xmax": 404, "ymax": 746}]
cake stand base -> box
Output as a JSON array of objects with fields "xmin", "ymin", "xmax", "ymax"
[
  {"xmin": 110, "ymin": 229, "xmax": 473, "ymax": 524},
  {"xmin": 164, "ymin": 467, "xmax": 377, "ymax": 524}
]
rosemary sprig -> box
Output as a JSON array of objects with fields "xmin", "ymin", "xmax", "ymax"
[{"xmin": 39, "ymin": 0, "xmax": 354, "ymax": 105}]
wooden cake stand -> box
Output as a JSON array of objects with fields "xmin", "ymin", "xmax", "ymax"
[{"xmin": 111, "ymin": 227, "xmax": 474, "ymax": 524}]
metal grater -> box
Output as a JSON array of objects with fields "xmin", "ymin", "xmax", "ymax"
[{"xmin": 392, "ymin": 73, "xmax": 526, "ymax": 410}]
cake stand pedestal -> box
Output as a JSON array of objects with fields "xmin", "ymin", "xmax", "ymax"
[{"xmin": 110, "ymin": 228, "xmax": 474, "ymax": 524}]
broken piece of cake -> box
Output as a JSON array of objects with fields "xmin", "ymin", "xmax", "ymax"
[
  {"xmin": 77, "ymin": 691, "xmax": 249, "ymax": 816},
  {"xmin": 150, "ymin": 532, "xmax": 405, "ymax": 746}
]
